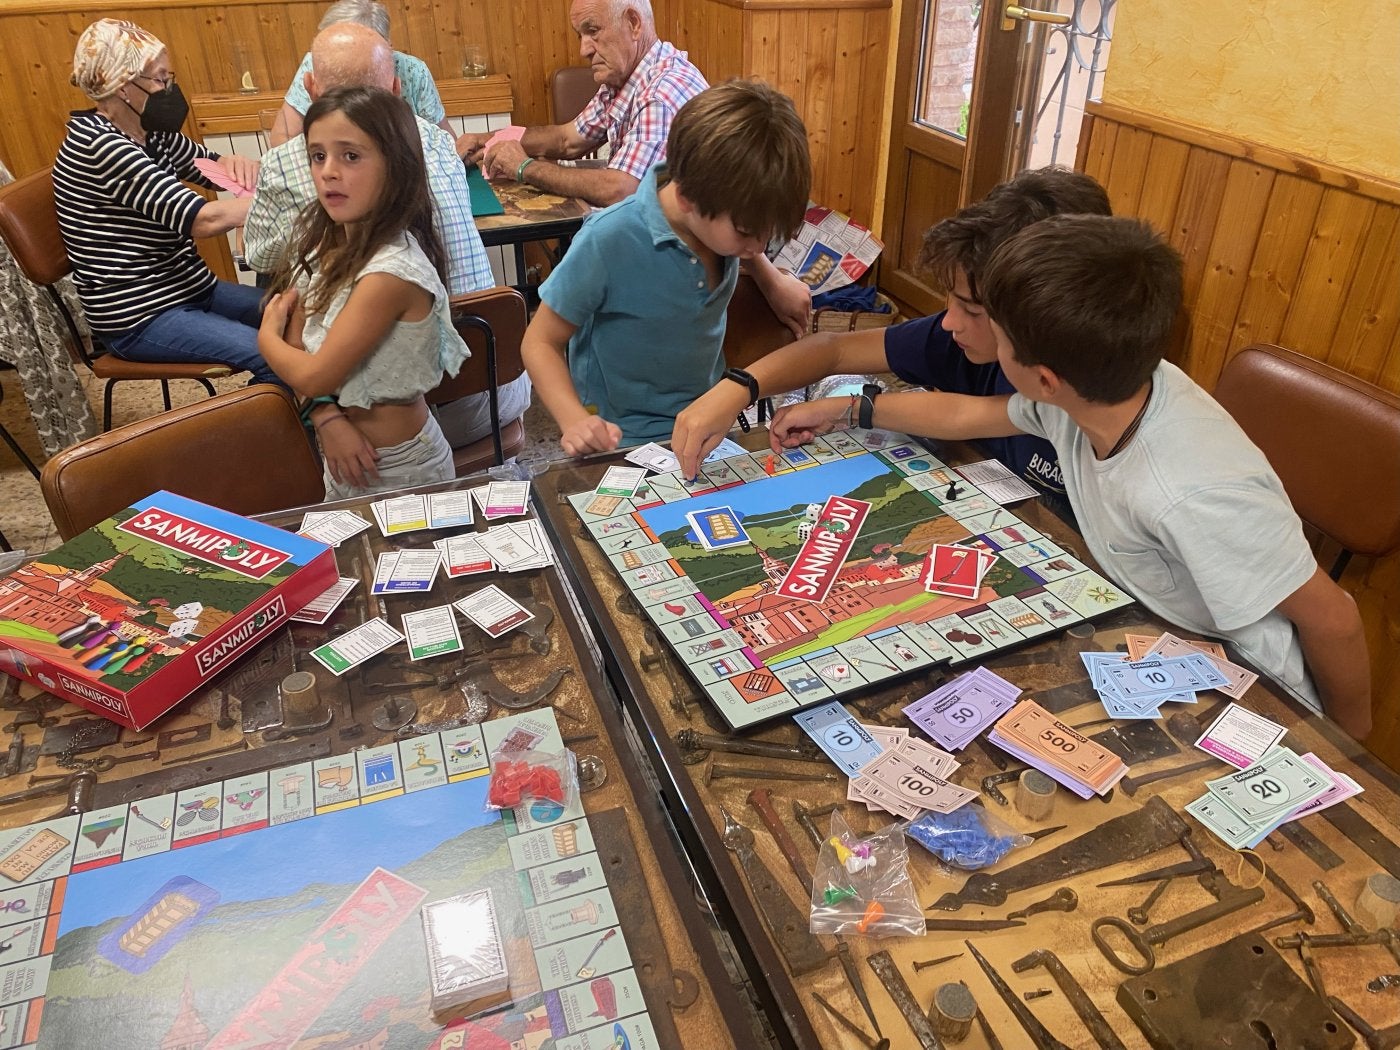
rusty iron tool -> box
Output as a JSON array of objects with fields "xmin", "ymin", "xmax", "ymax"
[
  {"xmin": 866, "ymin": 951, "xmax": 946, "ymax": 1050},
  {"xmin": 834, "ymin": 939, "xmax": 884, "ymax": 1042},
  {"xmin": 3, "ymin": 730, "xmax": 23, "ymax": 778},
  {"xmin": 1276, "ymin": 929, "xmax": 1398, "ymax": 950},
  {"xmin": 0, "ymin": 773, "xmax": 91, "ymax": 807},
  {"xmin": 1119, "ymin": 757, "xmax": 1220, "ymax": 797},
  {"xmin": 1023, "ymin": 989, "xmax": 1052, "ymax": 1001},
  {"xmin": 93, "ymin": 737, "xmax": 329, "ymax": 807},
  {"xmin": 1315, "ymin": 878, "xmax": 1365, "ymax": 934},
  {"xmin": 810, "ymin": 991, "xmax": 889, "ymax": 1050},
  {"xmin": 587, "ymin": 809, "xmax": 700, "ymax": 1027},
  {"xmin": 1091, "ymin": 882, "xmax": 1266, "ymax": 975},
  {"xmin": 678, "ymin": 729, "xmax": 821, "ymax": 765},
  {"xmin": 965, "ymin": 942, "xmax": 1073, "ymax": 1050},
  {"xmin": 928, "ymin": 796, "xmax": 1188, "ymax": 911},
  {"xmin": 480, "ymin": 665, "xmax": 574, "ymax": 711},
  {"xmin": 973, "ymin": 1005, "xmax": 1005, "ymax": 1050},
  {"xmin": 706, "ymin": 761, "xmax": 838, "ymax": 786},
  {"xmin": 1012, "ymin": 949, "xmax": 1126, "ymax": 1050},
  {"xmin": 1006, "ymin": 887, "xmax": 1077, "ymax": 920},
  {"xmin": 925, "ymin": 917, "xmax": 1026, "ymax": 932},
  {"xmin": 981, "ymin": 768, "xmax": 1024, "ymax": 805},
  {"xmin": 1319, "ymin": 803, "xmax": 1400, "ymax": 883},
  {"xmin": 1278, "ymin": 820, "xmax": 1344, "ymax": 871},
  {"xmin": 1096, "ymin": 856, "xmax": 1218, "ymax": 887},
  {"xmin": 792, "ymin": 799, "xmax": 840, "ymax": 850},
  {"xmin": 1239, "ymin": 864, "xmax": 1315, "ymax": 937},
  {"xmin": 747, "ymin": 788, "xmax": 812, "ymax": 893},
  {"xmin": 1128, "ymin": 879, "xmax": 1172, "ymax": 926},
  {"xmin": 1329, "ymin": 996, "xmax": 1400, "ymax": 1050},
  {"xmin": 913, "ymin": 953, "xmax": 963, "ymax": 972},
  {"xmin": 55, "ymin": 769, "xmax": 96, "ymax": 817},
  {"xmin": 720, "ymin": 808, "xmax": 828, "ymax": 975},
  {"xmin": 1026, "ymin": 824, "xmax": 1068, "ymax": 841}
]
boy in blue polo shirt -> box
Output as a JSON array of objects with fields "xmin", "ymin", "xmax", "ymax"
[{"xmin": 522, "ymin": 79, "xmax": 812, "ymax": 455}]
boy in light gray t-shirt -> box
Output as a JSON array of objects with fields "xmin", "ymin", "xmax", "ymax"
[{"xmin": 768, "ymin": 215, "xmax": 1372, "ymax": 739}]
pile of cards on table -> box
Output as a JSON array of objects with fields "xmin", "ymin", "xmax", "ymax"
[
  {"xmin": 920, "ymin": 543, "xmax": 996, "ymax": 599},
  {"xmin": 987, "ymin": 699, "xmax": 1127, "ymax": 798},
  {"xmin": 849, "ymin": 732, "xmax": 977, "ymax": 819},
  {"xmin": 1082, "ymin": 632, "xmax": 1259, "ymax": 719},
  {"xmin": 902, "ymin": 667, "xmax": 1021, "ymax": 750},
  {"xmin": 420, "ymin": 889, "xmax": 510, "ymax": 1017},
  {"xmin": 367, "ymin": 481, "xmax": 531, "ymax": 538},
  {"xmin": 1187, "ymin": 746, "xmax": 1361, "ymax": 850}
]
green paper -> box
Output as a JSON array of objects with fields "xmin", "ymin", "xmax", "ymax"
[{"xmin": 466, "ymin": 166, "xmax": 506, "ymax": 217}]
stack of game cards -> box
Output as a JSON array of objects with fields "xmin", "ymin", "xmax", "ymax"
[
  {"xmin": 902, "ymin": 668, "xmax": 1021, "ymax": 751},
  {"xmin": 849, "ymin": 736, "xmax": 976, "ymax": 819},
  {"xmin": 369, "ymin": 491, "xmax": 478, "ymax": 537},
  {"xmin": 1186, "ymin": 746, "xmax": 1360, "ymax": 850},
  {"xmin": 420, "ymin": 890, "xmax": 510, "ymax": 1018},
  {"xmin": 475, "ymin": 520, "xmax": 552, "ymax": 573},
  {"xmin": 1079, "ymin": 649, "xmax": 1232, "ymax": 720},
  {"xmin": 987, "ymin": 699, "xmax": 1127, "ymax": 798},
  {"xmin": 920, "ymin": 543, "xmax": 996, "ymax": 599}
]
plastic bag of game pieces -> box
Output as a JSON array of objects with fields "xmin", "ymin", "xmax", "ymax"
[
  {"xmin": 809, "ymin": 810, "xmax": 924, "ymax": 938},
  {"xmin": 485, "ymin": 746, "xmax": 578, "ymax": 813},
  {"xmin": 904, "ymin": 802, "xmax": 1031, "ymax": 871}
]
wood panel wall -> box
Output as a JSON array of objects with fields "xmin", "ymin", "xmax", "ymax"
[
  {"xmin": 0, "ymin": 0, "xmax": 891, "ymax": 226},
  {"xmin": 1077, "ymin": 100, "xmax": 1400, "ymax": 767}
]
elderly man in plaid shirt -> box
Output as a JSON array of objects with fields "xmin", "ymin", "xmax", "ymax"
[
  {"xmin": 461, "ymin": 0, "xmax": 814, "ymax": 336},
  {"xmin": 246, "ymin": 23, "xmax": 531, "ymax": 448}
]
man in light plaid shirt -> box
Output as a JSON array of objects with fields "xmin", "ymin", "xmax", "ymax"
[{"xmin": 459, "ymin": 0, "xmax": 705, "ymax": 209}]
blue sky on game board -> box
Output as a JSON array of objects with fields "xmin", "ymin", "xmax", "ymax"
[
  {"xmin": 57, "ymin": 777, "xmax": 495, "ymax": 933},
  {"xmin": 639, "ymin": 455, "xmax": 890, "ymax": 539}
]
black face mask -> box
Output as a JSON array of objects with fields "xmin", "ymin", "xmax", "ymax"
[{"xmin": 127, "ymin": 81, "xmax": 189, "ymax": 134}]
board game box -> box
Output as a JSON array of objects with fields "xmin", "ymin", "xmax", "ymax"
[
  {"xmin": 568, "ymin": 429, "xmax": 1135, "ymax": 731},
  {"xmin": 0, "ymin": 711, "xmax": 667, "ymax": 1050},
  {"xmin": 0, "ymin": 492, "xmax": 337, "ymax": 730}
]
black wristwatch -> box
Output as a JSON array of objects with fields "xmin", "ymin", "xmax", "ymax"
[
  {"xmin": 858, "ymin": 383, "xmax": 882, "ymax": 429},
  {"xmin": 722, "ymin": 367, "xmax": 761, "ymax": 408}
]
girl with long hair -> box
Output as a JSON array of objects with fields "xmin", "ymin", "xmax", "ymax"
[{"xmin": 258, "ymin": 85, "xmax": 468, "ymax": 497}]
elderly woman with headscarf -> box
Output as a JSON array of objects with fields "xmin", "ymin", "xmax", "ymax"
[
  {"xmin": 266, "ymin": 0, "xmax": 451, "ymax": 147},
  {"xmin": 54, "ymin": 18, "xmax": 279, "ymax": 385}
]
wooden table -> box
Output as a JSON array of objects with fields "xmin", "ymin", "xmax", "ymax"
[
  {"xmin": 0, "ymin": 473, "xmax": 752, "ymax": 1050},
  {"xmin": 474, "ymin": 178, "xmax": 589, "ymax": 289},
  {"xmin": 531, "ymin": 431, "xmax": 1400, "ymax": 1050}
]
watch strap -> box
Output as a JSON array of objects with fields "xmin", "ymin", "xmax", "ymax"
[
  {"xmin": 858, "ymin": 384, "xmax": 881, "ymax": 429},
  {"xmin": 722, "ymin": 367, "xmax": 760, "ymax": 408}
]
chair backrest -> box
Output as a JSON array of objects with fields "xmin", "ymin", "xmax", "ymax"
[
  {"xmin": 0, "ymin": 166, "xmax": 70, "ymax": 286},
  {"xmin": 723, "ymin": 273, "xmax": 796, "ymax": 371},
  {"xmin": 551, "ymin": 66, "xmax": 598, "ymax": 125},
  {"xmin": 41, "ymin": 385, "xmax": 325, "ymax": 540},
  {"xmin": 426, "ymin": 287, "xmax": 529, "ymax": 407},
  {"xmin": 1213, "ymin": 343, "xmax": 1400, "ymax": 566}
]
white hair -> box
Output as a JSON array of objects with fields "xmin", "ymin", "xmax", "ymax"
[
  {"xmin": 318, "ymin": 0, "xmax": 391, "ymax": 42},
  {"xmin": 605, "ymin": 0, "xmax": 654, "ymax": 26}
]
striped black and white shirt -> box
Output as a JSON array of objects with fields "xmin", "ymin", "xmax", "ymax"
[{"xmin": 54, "ymin": 111, "xmax": 219, "ymax": 336}]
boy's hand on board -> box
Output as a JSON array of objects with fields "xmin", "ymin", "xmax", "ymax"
[
  {"xmin": 768, "ymin": 398, "xmax": 846, "ymax": 453},
  {"xmin": 672, "ymin": 384, "xmax": 750, "ymax": 480},
  {"xmin": 560, "ymin": 416, "xmax": 622, "ymax": 458}
]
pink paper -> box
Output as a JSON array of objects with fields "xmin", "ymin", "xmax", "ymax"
[{"xmin": 194, "ymin": 158, "xmax": 253, "ymax": 198}]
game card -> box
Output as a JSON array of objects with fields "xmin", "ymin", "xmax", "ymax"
[
  {"xmin": 1196, "ymin": 702, "xmax": 1287, "ymax": 768},
  {"xmin": 435, "ymin": 534, "xmax": 495, "ymax": 576},
  {"xmin": 401, "ymin": 605, "xmax": 465, "ymax": 660},
  {"xmin": 298, "ymin": 509, "xmax": 371, "ymax": 546},
  {"xmin": 954, "ymin": 459, "xmax": 1040, "ymax": 504},
  {"xmin": 595, "ymin": 465, "xmax": 647, "ymax": 498},
  {"xmin": 291, "ymin": 576, "xmax": 359, "ymax": 624},
  {"xmin": 379, "ymin": 494, "xmax": 430, "ymax": 535},
  {"xmin": 624, "ymin": 442, "xmax": 680, "ymax": 473},
  {"xmin": 479, "ymin": 523, "xmax": 544, "ymax": 570},
  {"xmin": 454, "ymin": 584, "xmax": 534, "ymax": 638},
  {"xmin": 583, "ymin": 493, "xmax": 624, "ymax": 517},
  {"xmin": 311, "ymin": 617, "xmax": 403, "ymax": 675},
  {"xmin": 426, "ymin": 491, "xmax": 475, "ymax": 529},
  {"xmin": 485, "ymin": 481, "xmax": 530, "ymax": 517},
  {"xmin": 372, "ymin": 549, "xmax": 441, "ymax": 593},
  {"xmin": 685, "ymin": 506, "xmax": 751, "ymax": 550}
]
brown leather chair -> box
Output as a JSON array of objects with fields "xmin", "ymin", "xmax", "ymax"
[
  {"xmin": 551, "ymin": 66, "xmax": 598, "ymax": 125},
  {"xmin": 41, "ymin": 385, "xmax": 323, "ymax": 541},
  {"xmin": 0, "ymin": 167, "xmax": 238, "ymax": 430},
  {"xmin": 1213, "ymin": 342, "xmax": 1400, "ymax": 579},
  {"xmin": 426, "ymin": 287, "xmax": 529, "ymax": 477}
]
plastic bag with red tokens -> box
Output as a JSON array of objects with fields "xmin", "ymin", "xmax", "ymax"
[{"xmin": 485, "ymin": 747, "xmax": 578, "ymax": 813}]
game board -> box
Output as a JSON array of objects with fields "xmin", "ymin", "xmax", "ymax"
[
  {"xmin": 0, "ymin": 712, "xmax": 665, "ymax": 1050},
  {"xmin": 569, "ymin": 429, "xmax": 1134, "ymax": 731}
]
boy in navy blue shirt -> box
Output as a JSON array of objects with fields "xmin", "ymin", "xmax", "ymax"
[{"xmin": 673, "ymin": 167, "xmax": 1110, "ymax": 523}]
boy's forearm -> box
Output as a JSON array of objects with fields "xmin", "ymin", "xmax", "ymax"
[
  {"xmin": 1278, "ymin": 568, "xmax": 1372, "ymax": 737},
  {"xmin": 869, "ymin": 390, "xmax": 1020, "ymax": 441},
  {"xmin": 522, "ymin": 336, "xmax": 591, "ymax": 432}
]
